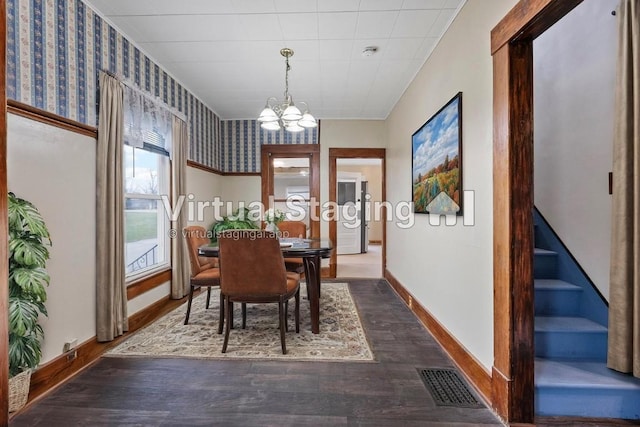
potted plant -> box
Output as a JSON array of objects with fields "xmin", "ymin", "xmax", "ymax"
[
  {"xmin": 209, "ymin": 207, "xmax": 259, "ymax": 242},
  {"xmin": 7, "ymin": 192, "xmax": 52, "ymax": 412}
]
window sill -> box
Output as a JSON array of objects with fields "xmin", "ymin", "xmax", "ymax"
[{"xmin": 127, "ymin": 268, "xmax": 172, "ymax": 300}]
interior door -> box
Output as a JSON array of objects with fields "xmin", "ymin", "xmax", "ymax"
[{"xmin": 337, "ymin": 172, "xmax": 362, "ymax": 254}]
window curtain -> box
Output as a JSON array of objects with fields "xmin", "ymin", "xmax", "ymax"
[
  {"xmin": 96, "ymin": 72, "xmax": 128, "ymax": 341},
  {"xmin": 608, "ymin": 0, "xmax": 640, "ymax": 378},
  {"xmin": 171, "ymin": 116, "xmax": 190, "ymax": 299},
  {"xmin": 123, "ymin": 85, "xmax": 172, "ymax": 154}
]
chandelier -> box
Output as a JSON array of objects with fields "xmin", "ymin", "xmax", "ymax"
[{"xmin": 257, "ymin": 48, "xmax": 317, "ymax": 132}]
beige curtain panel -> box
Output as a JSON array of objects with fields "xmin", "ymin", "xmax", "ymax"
[
  {"xmin": 96, "ymin": 72, "xmax": 129, "ymax": 342},
  {"xmin": 171, "ymin": 116, "xmax": 191, "ymax": 299},
  {"xmin": 608, "ymin": 0, "xmax": 640, "ymax": 377}
]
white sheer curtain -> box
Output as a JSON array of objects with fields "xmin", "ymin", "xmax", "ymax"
[{"xmin": 123, "ymin": 86, "xmax": 173, "ymax": 156}]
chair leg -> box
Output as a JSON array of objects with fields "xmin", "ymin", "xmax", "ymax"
[
  {"xmin": 206, "ymin": 287, "xmax": 212, "ymax": 309},
  {"xmin": 285, "ymin": 300, "xmax": 289, "ymax": 332},
  {"xmin": 279, "ymin": 299, "xmax": 287, "ymax": 354},
  {"xmin": 241, "ymin": 303, "xmax": 247, "ymax": 329},
  {"xmin": 184, "ymin": 285, "xmax": 195, "ymax": 325},
  {"xmin": 295, "ymin": 289, "xmax": 300, "ymax": 333},
  {"xmin": 222, "ymin": 297, "xmax": 232, "ymax": 353},
  {"xmin": 218, "ymin": 291, "xmax": 224, "ymax": 334}
]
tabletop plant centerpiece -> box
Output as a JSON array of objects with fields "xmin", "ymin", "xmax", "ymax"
[
  {"xmin": 264, "ymin": 208, "xmax": 286, "ymax": 236},
  {"xmin": 210, "ymin": 207, "xmax": 259, "ymax": 242},
  {"xmin": 7, "ymin": 192, "xmax": 52, "ymax": 412}
]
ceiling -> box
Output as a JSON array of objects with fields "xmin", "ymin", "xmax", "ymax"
[{"xmin": 84, "ymin": 0, "xmax": 465, "ymax": 121}]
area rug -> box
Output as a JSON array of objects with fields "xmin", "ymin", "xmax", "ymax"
[{"xmin": 106, "ymin": 283, "xmax": 374, "ymax": 362}]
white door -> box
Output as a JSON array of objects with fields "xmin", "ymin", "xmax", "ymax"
[{"xmin": 337, "ymin": 173, "xmax": 362, "ymax": 255}]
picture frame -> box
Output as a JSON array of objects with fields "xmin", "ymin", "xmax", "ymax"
[{"xmin": 411, "ymin": 92, "xmax": 463, "ymax": 216}]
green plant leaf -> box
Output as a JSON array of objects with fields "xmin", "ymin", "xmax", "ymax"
[
  {"xmin": 8, "ymin": 193, "xmax": 51, "ymax": 243},
  {"xmin": 210, "ymin": 208, "xmax": 259, "ymax": 242},
  {"xmin": 7, "ymin": 192, "xmax": 51, "ymax": 377},
  {"xmin": 8, "ymin": 298, "xmax": 42, "ymax": 337},
  {"xmin": 10, "ymin": 267, "xmax": 49, "ymax": 302},
  {"xmin": 9, "ymin": 236, "xmax": 50, "ymax": 267},
  {"xmin": 9, "ymin": 331, "xmax": 43, "ymax": 377}
]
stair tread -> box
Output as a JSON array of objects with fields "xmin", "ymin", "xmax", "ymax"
[
  {"xmin": 534, "ymin": 279, "xmax": 581, "ymax": 290},
  {"xmin": 536, "ymin": 358, "xmax": 640, "ymax": 389},
  {"xmin": 534, "ymin": 248, "xmax": 557, "ymax": 256},
  {"xmin": 535, "ymin": 316, "xmax": 607, "ymax": 332}
]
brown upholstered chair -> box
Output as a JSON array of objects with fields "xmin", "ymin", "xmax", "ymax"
[
  {"xmin": 183, "ymin": 226, "xmax": 224, "ymax": 330},
  {"xmin": 218, "ymin": 230, "xmax": 300, "ymax": 354},
  {"xmin": 277, "ymin": 220, "xmax": 307, "ymax": 274}
]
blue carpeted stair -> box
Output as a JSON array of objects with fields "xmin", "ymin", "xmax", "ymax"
[{"xmin": 534, "ymin": 209, "xmax": 640, "ymax": 420}]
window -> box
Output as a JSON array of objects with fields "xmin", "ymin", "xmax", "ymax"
[{"xmin": 123, "ymin": 127, "xmax": 172, "ymax": 283}]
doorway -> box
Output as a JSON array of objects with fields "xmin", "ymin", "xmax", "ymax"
[
  {"xmin": 490, "ymin": 0, "xmax": 584, "ymax": 422},
  {"xmin": 329, "ymin": 148, "xmax": 385, "ymax": 278},
  {"xmin": 260, "ymin": 144, "xmax": 320, "ymax": 238}
]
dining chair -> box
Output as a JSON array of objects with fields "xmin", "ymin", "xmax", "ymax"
[
  {"xmin": 183, "ymin": 226, "xmax": 224, "ymax": 331},
  {"xmin": 277, "ymin": 220, "xmax": 307, "ymax": 274},
  {"xmin": 218, "ymin": 229, "xmax": 300, "ymax": 354}
]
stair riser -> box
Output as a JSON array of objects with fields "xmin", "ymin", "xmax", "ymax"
[
  {"xmin": 535, "ymin": 289, "xmax": 581, "ymax": 316},
  {"xmin": 535, "ymin": 332, "xmax": 607, "ymax": 360},
  {"xmin": 536, "ymin": 387, "xmax": 640, "ymax": 419},
  {"xmin": 534, "ymin": 254, "xmax": 557, "ymax": 279}
]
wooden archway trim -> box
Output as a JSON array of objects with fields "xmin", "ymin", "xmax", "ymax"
[
  {"xmin": 328, "ymin": 148, "xmax": 386, "ymax": 278},
  {"xmin": 491, "ymin": 0, "xmax": 583, "ymax": 423}
]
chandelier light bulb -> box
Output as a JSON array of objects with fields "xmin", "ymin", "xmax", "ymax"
[
  {"xmin": 261, "ymin": 120, "xmax": 281, "ymax": 131},
  {"xmin": 282, "ymin": 104, "xmax": 302, "ymax": 121},
  {"xmin": 257, "ymin": 48, "xmax": 316, "ymax": 132}
]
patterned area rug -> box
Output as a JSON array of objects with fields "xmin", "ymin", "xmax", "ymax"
[{"xmin": 107, "ymin": 283, "xmax": 374, "ymax": 361}]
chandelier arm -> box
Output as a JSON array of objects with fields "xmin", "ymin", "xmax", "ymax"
[{"xmin": 259, "ymin": 48, "xmax": 314, "ymax": 132}]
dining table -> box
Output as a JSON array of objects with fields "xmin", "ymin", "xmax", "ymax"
[{"xmin": 199, "ymin": 237, "xmax": 333, "ymax": 334}]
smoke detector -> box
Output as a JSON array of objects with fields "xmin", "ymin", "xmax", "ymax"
[{"xmin": 362, "ymin": 46, "xmax": 378, "ymax": 57}]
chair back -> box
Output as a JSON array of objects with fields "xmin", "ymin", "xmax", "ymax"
[
  {"xmin": 183, "ymin": 226, "xmax": 217, "ymax": 277},
  {"xmin": 218, "ymin": 230, "xmax": 287, "ymax": 298},
  {"xmin": 277, "ymin": 220, "xmax": 307, "ymax": 239}
]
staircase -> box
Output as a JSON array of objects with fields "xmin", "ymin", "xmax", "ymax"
[{"xmin": 534, "ymin": 209, "xmax": 640, "ymax": 420}]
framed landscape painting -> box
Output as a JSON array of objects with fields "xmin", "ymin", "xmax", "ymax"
[{"xmin": 412, "ymin": 92, "xmax": 462, "ymax": 215}]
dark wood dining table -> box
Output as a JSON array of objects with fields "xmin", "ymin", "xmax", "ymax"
[{"xmin": 199, "ymin": 238, "xmax": 333, "ymax": 334}]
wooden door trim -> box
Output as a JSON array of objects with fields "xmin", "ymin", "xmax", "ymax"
[
  {"xmin": 490, "ymin": 0, "xmax": 583, "ymax": 423},
  {"xmin": 260, "ymin": 144, "xmax": 321, "ymax": 238},
  {"xmin": 328, "ymin": 148, "xmax": 386, "ymax": 278},
  {"xmin": 1, "ymin": 0, "xmax": 8, "ymax": 422}
]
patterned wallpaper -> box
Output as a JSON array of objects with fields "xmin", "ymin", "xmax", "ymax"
[
  {"xmin": 6, "ymin": 0, "xmax": 319, "ymax": 173},
  {"xmin": 220, "ymin": 120, "xmax": 319, "ymax": 173}
]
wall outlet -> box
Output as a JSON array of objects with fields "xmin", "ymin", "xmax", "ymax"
[
  {"xmin": 63, "ymin": 339, "xmax": 78, "ymax": 353},
  {"xmin": 66, "ymin": 350, "xmax": 77, "ymax": 362}
]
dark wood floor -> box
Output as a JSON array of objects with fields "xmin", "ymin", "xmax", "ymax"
[
  {"xmin": 11, "ymin": 279, "xmax": 503, "ymax": 426},
  {"xmin": 13, "ymin": 279, "xmax": 637, "ymax": 426}
]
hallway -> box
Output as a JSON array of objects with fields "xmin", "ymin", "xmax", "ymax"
[{"xmin": 337, "ymin": 244, "xmax": 382, "ymax": 278}]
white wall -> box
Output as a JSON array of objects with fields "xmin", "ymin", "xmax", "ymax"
[
  {"xmin": 7, "ymin": 113, "xmax": 97, "ymax": 363},
  {"xmin": 186, "ymin": 166, "xmax": 225, "ymax": 229},
  {"xmin": 534, "ymin": 0, "xmax": 617, "ymax": 299},
  {"xmin": 219, "ymin": 176, "xmax": 262, "ymax": 218},
  {"xmin": 385, "ymin": 0, "xmax": 518, "ymax": 371}
]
